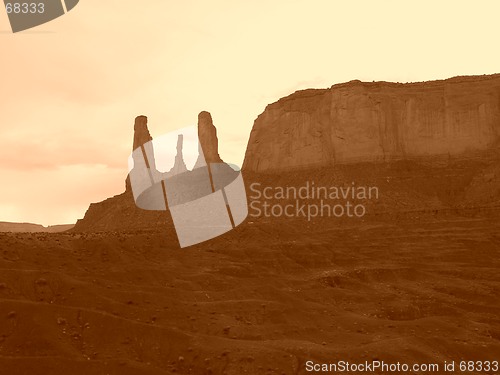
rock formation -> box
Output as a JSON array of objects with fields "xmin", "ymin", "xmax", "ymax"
[
  {"xmin": 126, "ymin": 115, "xmax": 155, "ymax": 191},
  {"xmin": 74, "ymin": 75, "xmax": 500, "ymax": 233},
  {"xmin": 132, "ymin": 115, "xmax": 153, "ymax": 151},
  {"xmin": 195, "ymin": 111, "xmax": 223, "ymax": 168},
  {"xmin": 167, "ymin": 134, "xmax": 188, "ymax": 176},
  {"xmin": 243, "ymin": 74, "xmax": 500, "ymax": 172},
  {"xmin": 74, "ymin": 111, "xmax": 227, "ymax": 232}
]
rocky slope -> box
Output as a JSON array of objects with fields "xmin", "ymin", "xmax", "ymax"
[{"xmin": 242, "ymin": 74, "xmax": 500, "ymax": 172}]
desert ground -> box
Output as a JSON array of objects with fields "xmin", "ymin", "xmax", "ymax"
[{"xmin": 0, "ymin": 208, "xmax": 499, "ymax": 374}]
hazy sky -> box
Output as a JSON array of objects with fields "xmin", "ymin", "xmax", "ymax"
[{"xmin": 1, "ymin": 0, "xmax": 499, "ymax": 225}]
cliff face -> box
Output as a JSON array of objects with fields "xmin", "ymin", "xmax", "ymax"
[{"xmin": 242, "ymin": 74, "xmax": 500, "ymax": 172}]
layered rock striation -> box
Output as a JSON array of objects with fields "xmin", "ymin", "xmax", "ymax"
[{"xmin": 243, "ymin": 74, "xmax": 500, "ymax": 172}]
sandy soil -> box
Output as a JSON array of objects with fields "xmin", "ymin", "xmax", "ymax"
[{"xmin": 0, "ymin": 213, "xmax": 499, "ymax": 374}]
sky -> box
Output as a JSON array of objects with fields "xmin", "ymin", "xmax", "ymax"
[{"xmin": 0, "ymin": 0, "xmax": 499, "ymax": 226}]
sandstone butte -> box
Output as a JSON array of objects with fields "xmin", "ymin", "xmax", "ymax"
[
  {"xmin": 242, "ymin": 74, "xmax": 500, "ymax": 172},
  {"xmin": 73, "ymin": 74, "xmax": 500, "ymax": 232}
]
